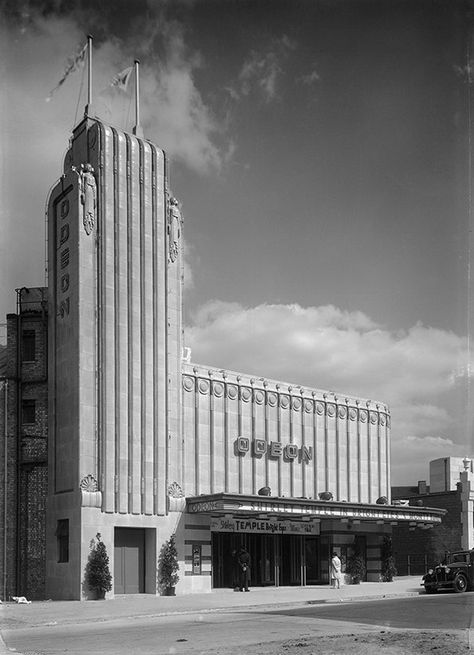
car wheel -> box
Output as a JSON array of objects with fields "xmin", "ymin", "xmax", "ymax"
[{"xmin": 453, "ymin": 574, "xmax": 467, "ymax": 593}]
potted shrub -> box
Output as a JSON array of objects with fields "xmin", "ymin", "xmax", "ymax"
[
  {"xmin": 346, "ymin": 550, "xmax": 366, "ymax": 584},
  {"xmin": 84, "ymin": 533, "xmax": 112, "ymax": 599},
  {"xmin": 380, "ymin": 535, "xmax": 397, "ymax": 582},
  {"xmin": 158, "ymin": 534, "xmax": 180, "ymax": 596}
]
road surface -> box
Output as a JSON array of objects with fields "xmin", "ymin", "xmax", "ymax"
[{"xmin": 2, "ymin": 594, "xmax": 472, "ymax": 654}]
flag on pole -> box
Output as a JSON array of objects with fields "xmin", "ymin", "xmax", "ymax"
[
  {"xmin": 46, "ymin": 41, "xmax": 88, "ymax": 102},
  {"xmin": 111, "ymin": 66, "xmax": 133, "ymax": 92}
]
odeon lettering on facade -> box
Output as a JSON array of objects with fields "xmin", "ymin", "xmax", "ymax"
[{"xmin": 236, "ymin": 436, "xmax": 313, "ymax": 461}]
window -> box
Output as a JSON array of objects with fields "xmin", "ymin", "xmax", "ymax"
[
  {"xmin": 22, "ymin": 399, "xmax": 36, "ymax": 424},
  {"xmin": 56, "ymin": 519, "xmax": 69, "ymax": 563},
  {"xmin": 22, "ymin": 329, "xmax": 36, "ymax": 361}
]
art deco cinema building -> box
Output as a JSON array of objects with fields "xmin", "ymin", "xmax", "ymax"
[{"xmin": 46, "ymin": 110, "xmax": 444, "ymax": 599}]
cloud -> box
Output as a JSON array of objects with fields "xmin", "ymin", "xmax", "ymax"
[
  {"xmin": 90, "ymin": 20, "xmax": 225, "ymax": 173},
  {"xmin": 0, "ymin": 7, "xmax": 229, "ymax": 323},
  {"xmin": 237, "ymin": 35, "xmax": 297, "ymax": 103},
  {"xmin": 299, "ymin": 69, "xmax": 320, "ymax": 86},
  {"xmin": 185, "ymin": 301, "xmax": 470, "ymax": 484},
  {"xmin": 182, "ymin": 240, "xmax": 195, "ymax": 291},
  {"xmin": 5, "ymin": 8, "xmax": 227, "ymax": 175},
  {"xmin": 391, "ymin": 435, "xmax": 468, "ymax": 485}
]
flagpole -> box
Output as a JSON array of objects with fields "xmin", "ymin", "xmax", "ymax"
[
  {"xmin": 133, "ymin": 59, "xmax": 143, "ymax": 137},
  {"xmin": 85, "ymin": 34, "xmax": 93, "ymax": 117}
]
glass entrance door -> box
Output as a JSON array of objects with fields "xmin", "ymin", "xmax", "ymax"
[
  {"xmin": 279, "ymin": 535, "xmax": 302, "ymax": 585},
  {"xmin": 248, "ymin": 534, "xmax": 276, "ymax": 586},
  {"xmin": 304, "ymin": 536, "xmax": 319, "ymax": 584},
  {"xmin": 212, "ymin": 532, "xmax": 243, "ymax": 588},
  {"xmin": 212, "ymin": 532, "xmax": 322, "ymax": 588}
]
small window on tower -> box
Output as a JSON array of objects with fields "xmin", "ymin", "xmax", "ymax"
[
  {"xmin": 56, "ymin": 519, "xmax": 69, "ymax": 563},
  {"xmin": 22, "ymin": 329, "xmax": 36, "ymax": 362},
  {"xmin": 22, "ymin": 399, "xmax": 36, "ymax": 424}
]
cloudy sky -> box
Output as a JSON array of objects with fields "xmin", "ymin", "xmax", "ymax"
[{"xmin": 1, "ymin": 0, "xmax": 473, "ymax": 484}]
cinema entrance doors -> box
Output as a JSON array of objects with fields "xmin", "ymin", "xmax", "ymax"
[{"xmin": 211, "ymin": 532, "xmax": 326, "ymax": 588}]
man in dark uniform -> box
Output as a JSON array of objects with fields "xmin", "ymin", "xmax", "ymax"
[{"xmin": 237, "ymin": 546, "xmax": 251, "ymax": 592}]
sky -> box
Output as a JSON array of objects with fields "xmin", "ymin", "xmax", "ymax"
[{"xmin": 1, "ymin": 0, "xmax": 473, "ymax": 485}]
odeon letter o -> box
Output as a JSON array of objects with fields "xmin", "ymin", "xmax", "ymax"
[
  {"xmin": 284, "ymin": 444, "xmax": 298, "ymax": 460},
  {"xmin": 236, "ymin": 437, "xmax": 250, "ymax": 453}
]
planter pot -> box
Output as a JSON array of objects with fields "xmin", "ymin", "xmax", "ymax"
[
  {"xmin": 352, "ymin": 577, "xmax": 361, "ymax": 585},
  {"xmin": 95, "ymin": 590, "xmax": 106, "ymax": 599},
  {"xmin": 163, "ymin": 587, "xmax": 176, "ymax": 596}
]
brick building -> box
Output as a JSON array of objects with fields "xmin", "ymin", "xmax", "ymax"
[
  {"xmin": 391, "ymin": 457, "xmax": 474, "ymax": 575},
  {"xmin": 0, "ymin": 287, "xmax": 48, "ymax": 600}
]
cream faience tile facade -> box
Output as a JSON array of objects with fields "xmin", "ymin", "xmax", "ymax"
[{"xmin": 181, "ymin": 364, "xmax": 391, "ymax": 504}]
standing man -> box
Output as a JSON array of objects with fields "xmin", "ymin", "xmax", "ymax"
[
  {"xmin": 331, "ymin": 551, "xmax": 342, "ymax": 589},
  {"xmin": 237, "ymin": 546, "xmax": 251, "ymax": 592}
]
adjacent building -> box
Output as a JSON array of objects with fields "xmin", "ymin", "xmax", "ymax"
[
  {"xmin": 392, "ymin": 457, "xmax": 474, "ymax": 575},
  {"xmin": 0, "ymin": 114, "xmax": 445, "ymax": 600},
  {"xmin": 0, "ymin": 288, "xmax": 48, "ymax": 600}
]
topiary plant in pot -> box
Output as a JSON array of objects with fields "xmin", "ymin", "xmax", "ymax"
[
  {"xmin": 84, "ymin": 533, "xmax": 112, "ymax": 599},
  {"xmin": 381, "ymin": 535, "xmax": 397, "ymax": 582},
  {"xmin": 158, "ymin": 534, "xmax": 180, "ymax": 596},
  {"xmin": 346, "ymin": 550, "xmax": 366, "ymax": 584}
]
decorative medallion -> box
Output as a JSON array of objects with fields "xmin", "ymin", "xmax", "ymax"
[
  {"xmin": 213, "ymin": 382, "xmax": 224, "ymax": 397},
  {"xmin": 304, "ymin": 400, "xmax": 314, "ymax": 413},
  {"xmin": 255, "ymin": 391, "xmax": 264, "ymax": 405},
  {"xmin": 267, "ymin": 392, "xmax": 277, "ymax": 407},
  {"xmin": 198, "ymin": 379, "xmax": 209, "ymax": 394},
  {"xmin": 370, "ymin": 411, "xmax": 378, "ymax": 424},
  {"xmin": 380, "ymin": 415, "xmax": 386, "ymax": 426},
  {"xmin": 241, "ymin": 387, "xmax": 252, "ymax": 402},
  {"xmin": 227, "ymin": 385, "xmax": 238, "ymax": 400},
  {"xmin": 316, "ymin": 402, "xmax": 325, "ymax": 415},
  {"xmin": 349, "ymin": 408, "xmax": 357, "ymax": 421},
  {"xmin": 359, "ymin": 410, "xmax": 368, "ymax": 423},
  {"xmin": 326, "ymin": 404, "xmax": 336, "ymax": 417},
  {"xmin": 292, "ymin": 398, "xmax": 302, "ymax": 411},
  {"xmin": 183, "ymin": 376, "xmax": 194, "ymax": 392},
  {"xmin": 80, "ymin": 474, "xmax": 98, "ymax": 492},
  {"xmin": 167, "ymin": 481, "xmax": 184, "ymax": 498},
  {"xmin": 167, "ymin": 196, "xmax": 182, "ymax": 263},
  {"xmin": 338, "ymin": 406, "xmax": 347, "ymax": 419},
  {"xmin": 280, "ymin": 395, "xmax": 290, "ymax": 409}
]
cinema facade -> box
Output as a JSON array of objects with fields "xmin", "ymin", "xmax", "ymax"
[{"xmin": 7, "ymin": 112, "xmax": 442, "ymax": 600}]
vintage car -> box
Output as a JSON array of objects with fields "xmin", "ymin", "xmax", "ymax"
[{"xmin": 422, "ymin": 550, "xmax": 474, "ymax": 593}]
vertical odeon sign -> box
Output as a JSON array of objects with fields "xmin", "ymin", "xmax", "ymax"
[
  {"xmin": 50, "ymin": 177, "xmax": 78, "ymax": 493},
  {"xmin": 56, "ymin": 190, "xmax": 73, "ymax": 319}
]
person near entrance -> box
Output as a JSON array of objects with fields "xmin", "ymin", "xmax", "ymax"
[
  {"xmin": 237, "ymin": 546, "xmax": 251, "ymax": 592},
  {"xmin": 331, "ymin": 551, "xmax": 342, "ymax": 589}
]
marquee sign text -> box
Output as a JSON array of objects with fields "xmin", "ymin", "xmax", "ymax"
[
  {"xmin": 210, "ymin": 517, "xmax": 319, "ymax": 535},
  {"xmin": 187, "ymin": 498, "xmax": 442, "ymax": 524}
]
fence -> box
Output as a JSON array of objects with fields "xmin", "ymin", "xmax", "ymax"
[{"xmin": 396, "ymin": 554, "xmax": 428, "ymax": 576}]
